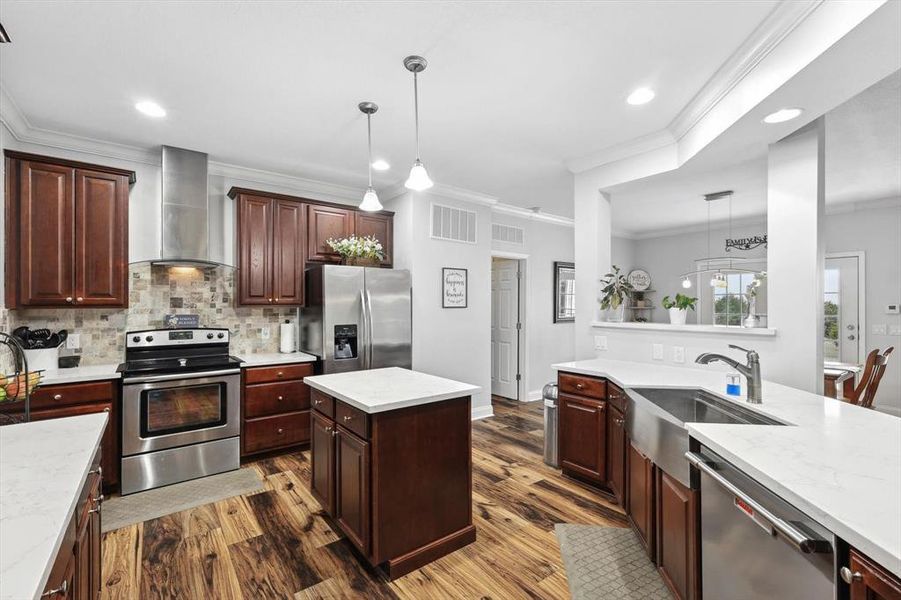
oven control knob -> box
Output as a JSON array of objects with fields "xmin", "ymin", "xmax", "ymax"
[
  {"xmin": 217, "ymin": 332, "xmax": 225, "ymax": 339},
  {"xmin": 132, "ymin": 335, "xmax": 140, "ymax": 343},
  {"xmin": 146, "ymin": 335, "xmax": 154, "ymax": 342},
  {"xmin": 207, "ymin": 333, "xmax": 214, "ymax": 339}
]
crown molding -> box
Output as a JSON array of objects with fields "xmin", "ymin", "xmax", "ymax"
[{"xmin": 565, "ymin": 0, "xmax": 824, "ymax": 175}]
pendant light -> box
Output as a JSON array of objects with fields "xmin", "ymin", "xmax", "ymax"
[
  {"xmin": 403, "ymin": 55, "xmax": 434, "ymax": 191},
  {"xmin": 358, "ymin": 102, "xmax": 383, "ymax": 212}
]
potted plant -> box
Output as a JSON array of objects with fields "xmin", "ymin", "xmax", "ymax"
[
  {"xmin": 326, "ymin": 235, "xmax": 385, "ymax": 267},
  {"xmin": 662, "ymin": 293, "xmax": 698, "ymax": 325},
  {"xmin": 599, "ymin": 265, "xmax": 633, "ymax": 322}
]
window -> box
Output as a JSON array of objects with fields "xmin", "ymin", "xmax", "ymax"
[
  {"xmin": 824, "ymin": 268, "xmax": 840, "ymax": 361},
  {"xmin": 713, "ymin": 272, "xmax": 757, "ymax": 327}
]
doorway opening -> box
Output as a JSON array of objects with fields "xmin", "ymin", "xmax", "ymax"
[
  {"xmin": 824, "ymin": 252, "xmax": 866, "ymax": 364},
  {"xmin": 491, "ymin": 254, "xmax": 527, "ymax": 401}
]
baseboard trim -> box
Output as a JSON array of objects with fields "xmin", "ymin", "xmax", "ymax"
[
  {"xmin": 471, "ymin": 405, "xmax": 494, "ymax": 421},
  {"xmin": 384, "ymin": 524, "xmax": 477, "ymax": 579},
  {"xmin": 526, "ymin": 389, "xmax": 543, "ymax": 402}
]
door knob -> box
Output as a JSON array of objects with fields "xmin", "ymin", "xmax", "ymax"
[
  {"xmin": 848, "ymin": 334, "xmax": 856, "ymax": 341},
  {"xmin": 846, "ymin": 324, "xmax": 856, "ymax": 330}
]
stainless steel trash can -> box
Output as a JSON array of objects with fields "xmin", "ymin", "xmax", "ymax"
[{"xmin": 542, "ymin": 382, "xmax": 559, "ymax": 467}]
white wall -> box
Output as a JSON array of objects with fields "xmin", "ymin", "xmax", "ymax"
[
  {"xmin": 383, "ymin": 192, "xmax": 493, "ymax": 419},
  {"xmin": 491, "ymin": 213, "xmax": 575, "ymax": 400}
]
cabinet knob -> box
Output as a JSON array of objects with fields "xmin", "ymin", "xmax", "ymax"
[
  {"xmin": 65, "ymin": 296, "xmax": 73, "ymax": 303},
  {"xmin": 576, "ymin": 383, "xmax": 584, "ymax": 390},
  {"xmin": 103, "ymin": 407, "xmax": 111, "ymax": 413},
  {"xmin": 276, "ymin": 371, "xmax": 284, "ymax": 378},
  {"xmin": 277, "ymin": 428, "xmax": 285, "ymax": 434},
  {"xmin": 325, "ymin": 426, "xmax": 332, "ymax": 433},
  {"xmin": 274, "ymin": 298, "xmax": 279, "ymax": 303},
  {"xmin": 314, "ymin": 399, "xmax": 322, "ymax": 405},
  {"xmin": 41, "ymin": 580, "xmax": 67, "ymax": 598},
  {"xmin": 76, "ymin": 297, "xmax": 83, "ymax": 303},
  {"xmin": 268, "ymin": 298, "xmax": 273, "ymax": 303},
  {"xmin": 89, "ymin": 466, "xmax": 103, "ymax": 477},
  {"xmin": 53, "ymin": 394, "xmax": 63, "ymax": 400},
  {"xmin": 343, "ymin": 415, "xmax": 353, "ymax": 422},
  {"xmin": 277, "ymin": 395, "xmax": 284, "ymax": 401},
  {"xmin": 840, "ymin": 567, "xmax": 863, "ymax": 584}
]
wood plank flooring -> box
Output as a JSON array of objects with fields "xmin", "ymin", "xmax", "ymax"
[{"xmin": 101, "ymin": 396, "xmax": 627, "ymax": 599}]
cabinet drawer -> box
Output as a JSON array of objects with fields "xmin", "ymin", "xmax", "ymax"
[
  {"xmin": 607, "ymin": 383, "xmax": 626, "ymax": 413},
  {"xmin": 243, "ymin": 411, "xmax": 311, "ymax": 454},
  {"xmin": 244, "ymin": 381, "xmax": 310, "ymax": 418},
  {"xmin": 243, "ymin": 362, "xmax": 313, "ymax": 385},
  {"xmin": 311, "ymin": 388, "xmax": 335, "ymax": 419},
  {"xmin": 335, "ymin": 400, "xmax": 369, "ymax": 439},
  {"xmin": 31, "ymin": 380, "xmax": 116, "ymax": 408},
  {"xmin": 559, "ymin": 373, "xmax": 606, "ymax": 399}
]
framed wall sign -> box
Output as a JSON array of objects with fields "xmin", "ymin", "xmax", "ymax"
[
  {"xmin": 554, "ymin": 261, "xmax": 575, "ymax": 323},
  {"xmin": 442, "ymin": 267, "xmax": 468, "ymax": 308}
]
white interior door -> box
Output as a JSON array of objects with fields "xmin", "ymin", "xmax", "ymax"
[
  {"xmin": 824, "ymin": 255, "xmax": 862, "ymax": 364},
  {"xmin": 491, "ymin": 258, "xmax": 520, "ymax": 400}
]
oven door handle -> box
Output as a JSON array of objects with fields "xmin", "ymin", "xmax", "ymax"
[
  {"xmin": 685, "ymin": 452, "xmax": 831, "ymax": 554},
  {"xmin": 123, "ymin": 368, "xmax": 242, "ymax": 385}
]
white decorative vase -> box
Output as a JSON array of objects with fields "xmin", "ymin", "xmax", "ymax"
[
  {"xmin": 606, "ymin": 304, "xmax": 625, "ymax": 323},
  {"xmin": 668, "ymin": 308, "xmax": 688, "ymax": 326}
]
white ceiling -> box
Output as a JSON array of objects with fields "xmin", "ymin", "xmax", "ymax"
[
  {"xmin": 609, "ymin": 69, "xmax": 901, "ymax": 237},
  {"xmin": 0, "ymin": 0, "xmax": 780, "ymax": 217}
]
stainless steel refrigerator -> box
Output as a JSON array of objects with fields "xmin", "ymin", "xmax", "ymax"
[{"xmin": 300, "ymin": 265, "xmax": 412, "ymax": 374}]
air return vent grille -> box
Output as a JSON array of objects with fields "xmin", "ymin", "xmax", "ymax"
[
  {"xmin": 492, "ymin": 223, "xmax": 525, "ymax": 245},
  {"xmin": 431, "ymin": 204, "xmax": 477, "ymax": 244}
]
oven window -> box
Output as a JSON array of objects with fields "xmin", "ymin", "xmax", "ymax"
[{"xmin": 140, "ymin": 383, "xmax": 227, "ymax": 437}]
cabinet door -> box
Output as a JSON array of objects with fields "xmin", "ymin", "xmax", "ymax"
[
  {"xmin": 559, "ymin": 393, "xmax": 606, "ymax": 484},
  {"xmin": 353, "ymin": 212, "xmax": 392, "ymax": 266},
  {"xmin": 656, "ymin": 470, "xmax": 699, "ymax": 600},
  {"xmin": 18, "ymin": 161, "xmax": 76, "ymax": 306},
  {"xmin": 74, "ymin": 500, "xmax": 92, "ymax": 600},
  {"xmin": 848, "ymin": 548, "xmax": 901, "ymax": 600},
  {"xmin": 607, "ymin": 405, "xmax": 627, "ymax": 506},
  {"xmin": 75, "ymin": 169, "xmax": 129, "ymax": 307},
  {"xmin": 335, "ymin": 426, "xmax": 371, "ymax": 554},
  {"xmin": 628, "ymin": 441, "xmax": 655, "ymax": 558},
  {"xmin": 311, "ymin": 411, "xmax": 336, "ymax": 516},
  {"xmin": 238, "ymin": 195, "xmax": 274, "ymax": 305},
  {"xmin": 272, "ymin": 199, "xmax": 305, "ymax": 305},
  {"xmin": 307, "ymin": 204, "xmax": 353, "ymax": 262},
  {"xmin": 89, "ymin": 473, "xmax": 102, "ymax": 600}
]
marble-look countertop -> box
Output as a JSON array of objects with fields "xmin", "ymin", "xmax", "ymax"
[
  {"xmin": 39, "ymin": 363, "xmax": 121, "ymax": 386},
  {"xmin": 238, "ymin": 352, "xmax": 318, "ymax": 368},
  {"xmin": 0, "ymin": 413, "xmax": 108, "ymax": 600},
  {"xmin": 552, "ymin": 358, "xmax": 901, "ymax": 578},
  {"xmin": 304, "ymin": 367, "xmax": 480, "ymax": 414}
]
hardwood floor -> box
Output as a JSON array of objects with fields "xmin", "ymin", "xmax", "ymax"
[{"xmin": 101, "ymin": 396, "xmax": 627, "ymax": 599}]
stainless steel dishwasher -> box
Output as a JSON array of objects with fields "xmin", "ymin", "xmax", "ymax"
[{"xmin": 686, "ymin": 447, "xmax": 836, "ymax": 600}]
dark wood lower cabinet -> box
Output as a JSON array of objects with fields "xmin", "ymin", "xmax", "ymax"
[
  {"xmin": 241, "ymin": 363, "xmax": 314, "ymax": 457},
  {"xmin": 559, "ymin": 393, "xmax": 606, "ymax": 484},
  {"xmin": 627, "ymin": 440, "xmax": 655, "ymax": 558},
  {"xmin": 311, "ymin": 410, "xmax": 336, "ymax": 515},
  {"xmin": 847, "ymin": 548, "xmax": 901, "ymax": 599},
  {"xmin": 656, "ymin": 470, "xmax": 699, "ymax": 600},
  {"xmin": 335, "ymin": 426, "xmax": 371, "ymax": 554},
  {"xmin": 606, "ymin": 404, "xmax": 627, "ymax": 505}
]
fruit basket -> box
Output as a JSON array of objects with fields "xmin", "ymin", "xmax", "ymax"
[{"xmin": 0, "ymin": 332, "xmax": 42, "ymax": 424}]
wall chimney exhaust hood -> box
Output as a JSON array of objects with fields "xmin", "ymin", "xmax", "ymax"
[{"xmin": 153, "ymin": 146, "xmax": 223, "ymax": 267}]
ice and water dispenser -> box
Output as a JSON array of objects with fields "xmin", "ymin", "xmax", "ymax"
[{"xmin": 334, "ymin": 324, "xmax": 358, "ymax": 360}]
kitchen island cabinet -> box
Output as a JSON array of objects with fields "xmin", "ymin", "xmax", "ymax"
[{"xmin": 305, "ymin": 367, "xmax": 479, "ymax": 579}]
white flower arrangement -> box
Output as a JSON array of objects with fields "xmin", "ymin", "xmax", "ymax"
[{"xmin": 326, "ymin": 235, "xmax": 385, "ymax": 260}]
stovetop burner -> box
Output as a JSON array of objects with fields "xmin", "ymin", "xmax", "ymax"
[
  {"xmin": 118, "ymin": 355, "xmax": 243, "ymax": 377},
  {"xmin": 118, "ymin": 327, "xmax": 243, "ymax": 378}
]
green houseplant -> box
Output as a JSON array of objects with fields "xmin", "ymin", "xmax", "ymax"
[
  {"xmin": 599, "ymin": 265, "xmax": 633, "ymax": 322},
  {"xmin": 326, "ymin": 235, "xmax": 385, "ymax": 266},
  {"xmin": 662, "ymin": 293, "xmax": 698, "ymax": 325}
]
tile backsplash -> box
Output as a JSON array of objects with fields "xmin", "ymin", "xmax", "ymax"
[{"xmin": 5, "ymin": 263, "xmax": 294, "ymax": 365}]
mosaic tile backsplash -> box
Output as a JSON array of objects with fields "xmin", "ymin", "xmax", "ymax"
[{"xmin": 5, "ymin": 264, "xmax": 295, "ymax": 365}]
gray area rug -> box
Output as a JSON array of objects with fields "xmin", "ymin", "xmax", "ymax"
[
  {"xmin": 555, "ymin": 524, "xmax": 672, "ymax": 599},
  {"xmin": 102, "ymin": 468, "xmax": 264, "ymax": 532}
]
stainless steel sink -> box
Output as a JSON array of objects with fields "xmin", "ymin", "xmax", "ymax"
[{"xmin": 624, "ymin": 387, "xmax": 787, "ymax": 487}]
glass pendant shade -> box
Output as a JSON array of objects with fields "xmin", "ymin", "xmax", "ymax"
[
  {"xmin": 405, "ymin": 159, "xmax": 433, "ymax": 191},
  {"xmin": 359, "ymin": 186, "xmax": 382, "ymax": 212},
  {"xmin": 682, "ymin": 277, "xmax": 692, "ymax": 289}
]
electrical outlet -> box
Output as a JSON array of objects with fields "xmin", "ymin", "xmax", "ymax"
[
  {"xmin": 66, "ymin": 333, "xmax": 81, "ymax": 349},
  {"xmin": 890, "ymin": 324, "xmax": 901, "ymax": 336},
  {"xmin": 652, "ymin": 344, "xmax": 664, "ymax": 361},
  {"xmin": 873, "ymin": 324, "xmax": 888, "ymax": 335},
  {"xmin": 261, "ymin": 326, "xmax": 270, "ymax": 340},
  {"xmin": 673, "ymin": 346, "xmax": 685, "ymax": 363},
  {"xmin": 594, "ymin": 336, "xmax": 608, "ymax": 351}
]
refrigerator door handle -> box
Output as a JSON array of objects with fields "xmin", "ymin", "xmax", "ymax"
[
  {"xmin": 365, "ymin": 288, "xmax": 374, "ymax": 370},
  {"xmin": 359, "ymin": 289, "xmax": 369, "ymax": 369}
]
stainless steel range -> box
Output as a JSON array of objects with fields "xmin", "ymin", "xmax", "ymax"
[{"xmin": 118, "ymin": 328, "xmax": 242, "ymax": 495}]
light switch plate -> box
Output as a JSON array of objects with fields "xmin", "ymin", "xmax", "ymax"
[
  {"xmin": 890, "ymin": 324, "xmax": 901, "ymax": 336},
  {"xmin": 261, "ymin": 326, "xmax": 270, "ymax": 340},
  {"xmin": 594, "ymin": 335, "xmax": 608, "ymax": 351},
  {"xmin": 652, "ymin": 344, "xmax": 664, "ymax": 361},
  {"xmin": 673, "ymin": 346, "xmax": 685, "ymax": 363},
  {"xmin": 886, "ymin": 303, "xmax": 900, "ymax": 315},
  {"xmin": 873, "ymin": 324, "xmax": 888, "ymax": 335},
  {"xmin": 66, "ymin": 333, "xmax": 81, "ymax": 349}
]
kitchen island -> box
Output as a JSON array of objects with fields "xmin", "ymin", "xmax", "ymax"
[{"xmin": 303, "ymin": 367, "xmax": 479, "ymax": 579}]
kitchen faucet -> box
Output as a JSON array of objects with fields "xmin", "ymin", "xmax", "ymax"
[{"xmin": 695, "ymin": 344, "xmax": 762, "ymax": 404}]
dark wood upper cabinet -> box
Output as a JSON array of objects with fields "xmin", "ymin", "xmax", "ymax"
[
  {"xmin": 307, "ymin": 204, "xmax": 353, "ymax": 263},
  {"xmin": 656, "ymin": 470, "xmax": 699, "ymax": 600},
  {"xmin": 558, "ymin": 392, "xmax": 606, "ymax": 484},
  {"xmin": 5, "ymin": 151, "xmax": 133, "ymax": 309},
  {"xmin": 354, "ymin": 211, "xmax": 393, "ymax": 266},
  {"xmin": 273, "ymin": 200, "xmax": 305, "ymax": 304},
  {"xmin": 237, "ymin": 194, "xmax": 273, "ymax": 305}
]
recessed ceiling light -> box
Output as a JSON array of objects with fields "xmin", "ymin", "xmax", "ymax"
[
  {"xmin": 626, "ymin": 87, "xmax": 655, "ymax": 106},
  {"xmin": 371, "ymin": 159, "xmax": 390, "ymax": 171},
  {"xmin": 763, "ymin": 107, "xmax": 803, "ymax": 124},
  {"xmin": 135, "ymin": 100, "xmax": 166, "ymax": 118}
]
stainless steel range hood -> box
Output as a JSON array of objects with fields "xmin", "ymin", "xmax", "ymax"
[{"xmin": 154, "ymin": 146, "xmax": 221, "ymax": 267}]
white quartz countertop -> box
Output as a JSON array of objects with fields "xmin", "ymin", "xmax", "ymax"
[
  {"xmin": 304, "ymin": 367, "xmax": 480, "ymax": 414},
  {"xmin": 39, "ymin": 363, "xmax": 121, "ymax": 386},
  {"xmin": 552, "ymin": 358, "xmax": 901, "ymax": 578},
  {"xmin": 0, "ymin": 413, "xmax": 108, "ymax": 600},
  {"xmin": 238, "ymin": 352, "xmax": 318, "ymax": 368}
]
